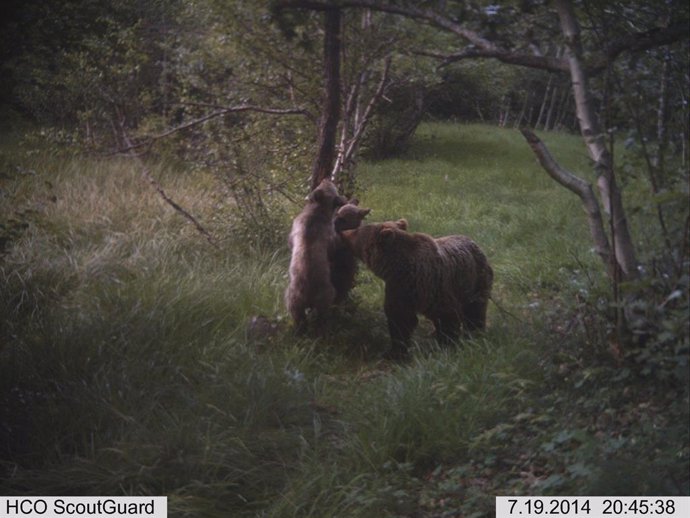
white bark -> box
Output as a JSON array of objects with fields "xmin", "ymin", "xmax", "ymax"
[
  {"xmin": 331, "ymin": 56, "xmax": 391, "ymax": 180},
  {"xmin": 521, "ymin": 129, "xmax": 612, "ymax": 275},
  {"xmin": 555, "ymin": 0, "xmax": 639, "ymax": 279}
]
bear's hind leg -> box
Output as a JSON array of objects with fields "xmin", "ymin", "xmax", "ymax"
[
  {"xmin": 434, "ymin": 314, "xmax": 461, "ymax": 344},
  {"xmin": 308, "ymin": 281, "xmax": 336, "ymax": 335},
  {"xmin": 462, "ymin": 298, "xmax": 489, "ymax": 332},
  {"xmin": 286, "ymin": 286, "xmax": 307, "ymax": 334},
  {"xmin": 384, "ymin": 295, "xmax": 418, "ymax": 360},
  {"xmin": 289, "ymin": 303, "xmax": 308, "ymax": 334}
]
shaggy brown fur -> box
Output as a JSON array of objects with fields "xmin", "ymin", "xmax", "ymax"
[
  {"xmin": 330, "ymin": 200, "xmax": 371, "ymax": 303},
  {"xmin": 341, "ymin": 219, "xmax": 493, "ymax": 359},
  {"xmin": 333, "ymin": 199, "xmax": 369, "ymax": 233},
  {"xmin": 285, "ymin": 179, "xmax": 347, "ymax": 332}
]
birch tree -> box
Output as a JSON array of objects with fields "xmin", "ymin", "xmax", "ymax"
[{"xmin": 278, "ymin": 0, "xmax": 688, "ymax": 282}]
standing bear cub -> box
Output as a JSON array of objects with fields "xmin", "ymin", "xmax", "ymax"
[
  {"xmin": 341, "ymin": 219, "xmax": 493, "ymax": 359},
  {"xmin": 331, "ymin": 199, "xmax": 371, "ymax": 303},
  {"xmin": 285, "ymin": 179, "xmax": 347, "ymax": 332}
]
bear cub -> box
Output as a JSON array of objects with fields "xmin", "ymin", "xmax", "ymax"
[
  {"xmin": 285, "ymin": 179, "xmax": 347, "ymax": 332},
  {"xmin": 341, "ymin": 219, "xmax": 493, "ymax": 359},
  {"xmin": 331, "ymin": 199, "xmax": 371, "ymax": 303}
]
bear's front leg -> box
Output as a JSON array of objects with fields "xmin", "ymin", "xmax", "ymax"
[
  {"xmin": 462, "ymin": 297, "xmax": 489, "ymax": 332},
  {"xmin": 384, "ymin": 286, "xmax": 418, "ymax": 360},
  {"xmin": 289, "ymin": 305, "xmax": 308, "ymax": 335},
  {"xmin": 433, "ymin": 313, "xmax": 462, "ymax": 344}
]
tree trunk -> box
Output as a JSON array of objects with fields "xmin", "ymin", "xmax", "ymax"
[
  {"xmin": 514, "ymin": 90, "xmax": 531, "ymax": 128},
  {"xmin": 554, "ymin": 90, "xmax": 572, "ymax": 130},
  {"xmin": 310, "ymin": 8, "xmax": 342, "ymax": 191},
  {"xmin": 521, "ymin": 129, "xmax": 613, "ymax": 277},
  {"xmin": 526, "ymin": 103, "xmax": 535, "ymax": 127},
  {"xmin": 536, "ymin": 74, "xmax": 553, "ymax": 129},
  {"xmin": 655, "ymin": 49, "xmax": 670, "ymax": 177},
  {"xmin": 498, "ymin": 94, "xmax": 510, "ymax": 127},
  {"xmin": 475, "ymin": 101, "xmax": 485, "ymax": 122},
  {"xmin": 555, "ymin": 0, "xmax": 638, "ymax": 279},
  {"xmin": 544, "ymin": 85, "xmax": 560, "ymax": 131}
]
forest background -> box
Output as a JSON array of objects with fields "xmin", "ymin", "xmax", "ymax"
[{"xmin": 1, "ymin": 1, "xmax": 688, "ymax": 516}]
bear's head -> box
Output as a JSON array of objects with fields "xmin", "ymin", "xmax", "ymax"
[
  {"xmin": 307, "ymin": 179, "xmax": 348, "ymax": 211},
  {"xmin": 340, "ymin": 219, "xmax": 409, "ymax": 269},
  {"xmin": 334, "ymin": 199, "xmax": 371, "ymax": 232}
]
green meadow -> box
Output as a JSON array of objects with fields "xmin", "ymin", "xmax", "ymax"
[{"xmin": 1, "ymin": 123, "xmax": 687, "ymax": 516}]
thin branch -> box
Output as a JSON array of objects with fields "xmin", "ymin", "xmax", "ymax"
[
  {"xmin": 332, "ymin": 55, "xmax": 391, "ymax": 178},
  {"xmin": 521, "ymin": 128, "xmax": 613, "ymax": 277},
  {"xmin": 120, "ymin": 128, "xmax": 220, "ymax": 250},
  {"xmin": 590, "ymin": 22, "xmax": 689, "ymax": 76},
  {"xmin": 414, "ymin": 47, "xmax": 569, "ymax": 73},
  {"xmin": 334, "ymin": 70, "xmax": 365, "ymax": 176},
  {"xmin": 224, "ymin": 163, "xmax": 303, "ymax": 206},
  {"xmin": 345, "ymin": 57, "xmax": 391, "ymax": 162},
  {"xmin": 114, "ymin": 104, "xmax": 308, "ymax": 154}
]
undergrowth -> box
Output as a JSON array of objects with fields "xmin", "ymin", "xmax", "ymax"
[{"xmin": 1, "ymin": 123, "xmax": 687, "ymax": 517}]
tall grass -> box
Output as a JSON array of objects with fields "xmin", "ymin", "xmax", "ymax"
[
  {"xmin": 2, "ymin": 123, "xmax": 684, "ymax": 516},
  {"xmin": 1, "ymin": 150, "xmax": 308, "ymax": 515}
]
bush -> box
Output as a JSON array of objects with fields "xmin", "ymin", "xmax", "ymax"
[{"xmin": 364, "ymin": 81, "xmax": 425, "ymax": 159}]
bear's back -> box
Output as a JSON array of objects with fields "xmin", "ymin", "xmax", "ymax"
[
  {"xmin": 402, "ymin": 233, "xmax": 491, "ymax": 313},
  {"xmin": 436, "ymin": 234, "xmax": 493, "ymax": 295}
]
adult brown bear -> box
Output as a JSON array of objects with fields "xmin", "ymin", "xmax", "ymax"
[
  {"xmin": 341, "ymin": 219, "xmax": 493, "ymax": 359},
  {"xmin": 285, "ymin": 179, "xmax": 347, "ymax": 332}
]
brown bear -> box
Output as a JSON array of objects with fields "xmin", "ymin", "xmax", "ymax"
[
  {"xmin": 285, "ymin": 179, "xmax": 347, "ymax": 332},
  {"xmin": 341, "ymin": 219, "xmax": 493, "ymax": 359},
  {"xmin": 333, "ymin": 199, "xmax": 370, "ymax": 233},
  {"xmin": 331, "ymin": 199, "xmax": 371, "ymax": 303}
]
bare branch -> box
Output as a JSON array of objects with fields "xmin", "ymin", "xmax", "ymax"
[
  {"xmin": 332, "ymin": 55, "xmax": 392, "ymax": 178},
  {"xmin": 115, "ymin": 104, "xmax": 308, "ymax": 154},
  {"xmin": 418, "ymin": 48, "xmax": 569, "ymax": 73},
  {"xmin": 347, "ymin": 58, "xmax": 391, "ymax": 161},
  {"xmin": 278, "ymin": 0, "xmax": 688, "ymax": 76},
  {"xmin": 120, "ymin": 129, "xmax": 220, "ymax": 250},
  {"xmin": 590, "ymin": 22, "xmax": 689, "ymax": 76},
  {"xmin": 520, "ymin": 128, "xmax": 613, "ymax": 275},
  {"xmin": 334, "ymin": 71, "xmax": 365, "ymax": 177}
]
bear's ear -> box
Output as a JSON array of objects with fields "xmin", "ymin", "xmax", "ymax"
[
  {"xmin": 395, "ymin": 218, "xmax": 408, "ymax": 231},
  {"xmin": 379, "ymin": 226, "xmax": 399, "ymax": 243},
  {"xmin": 348, "ymin": 198, "xmax": 360, "ymax": 206},
  {"xmin": 307, "ymin": 188, "xmax": 324, "ymax": 203}
]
